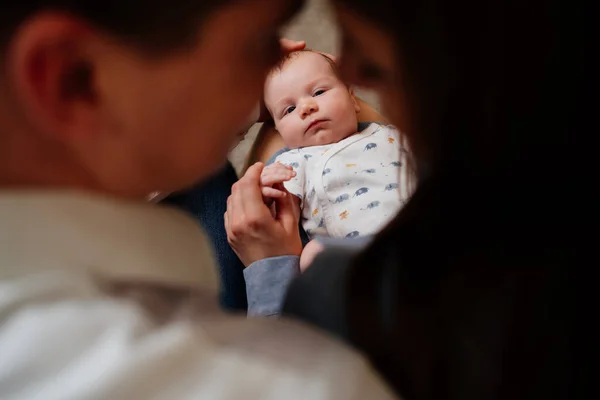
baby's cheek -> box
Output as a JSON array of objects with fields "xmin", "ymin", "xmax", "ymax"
[{"xmin": 280, "ymin": 123, "xmax": 305, "ymax": 148}]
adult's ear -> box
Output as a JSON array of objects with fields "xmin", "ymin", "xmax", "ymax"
[
  {"xmin": 5, "ymin": 12, "xmax": 100, "ymax": 141},
  {"xmin": 349, "ymin": 86, "xmax": 361, "ymax": 113}
]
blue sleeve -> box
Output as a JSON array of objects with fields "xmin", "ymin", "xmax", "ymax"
[{"xmin": 244, "ymin": 255, "xmax": 300, "ymax": 317}]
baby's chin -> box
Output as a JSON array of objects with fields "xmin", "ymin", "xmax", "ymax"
[{"xmin": 301, "ymin": 129, "xmax": 354, "ymax": 147}]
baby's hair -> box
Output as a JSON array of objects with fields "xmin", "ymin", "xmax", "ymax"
[{"xmin": 271, "ymin": 49, "xmax": 340, "ymax": 79}]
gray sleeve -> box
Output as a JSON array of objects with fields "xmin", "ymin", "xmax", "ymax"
[{"xmin": 244, "ymin": 256, "xmax": 300, "ymax": 317}]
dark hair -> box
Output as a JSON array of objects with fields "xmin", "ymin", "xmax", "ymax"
[
  {"xmin": 337, "ymin": 0, "xmax": 585, "ymax": 398},
  {"xmin": 0, "ymin": 1, "xmax": 238, "ymax": 55}
]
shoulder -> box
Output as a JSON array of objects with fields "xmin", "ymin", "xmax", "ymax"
[
  {"xmin": 365, "ymin": 122, "xmax": 400, "ymax": 137},
  {"xmin": 357, "ymin": 123, "xmax": 406, "ymax": 152},
  {"xmin": 0, "ymin": 271, "xmax": 394, "ymax": 399},
  {"xmin": 266, "ymin": 147, "xmax": 290, "ymax": 166}
]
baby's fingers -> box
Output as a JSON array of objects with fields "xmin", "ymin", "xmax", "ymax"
[
  {"xmin": 267, "ymin": 162, "xmax": 294, "ymax": 172},
  {"xmin": 261, "ymin": 186, "xmax": 287, "ymax": 199},
  {"xmin": 261, "ymin": 167, "xmax": 296, "ymax": 186}
]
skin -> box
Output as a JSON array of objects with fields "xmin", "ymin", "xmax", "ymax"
[
  {"xmin": 299, "ymin": 239, "xmax": 324, "ymax": 271},
  {"xmin": 264, "ymin": 51, "xmax": 360, "ymax": 149},
  {"xmin": 225, "ymin": 4, "xmax": 407, "ymax": 266},
  {"xmin": 0, "ymin": 0, "xmax": 302, "ymax": 198},
  {"xmin": 226, "ymin": 162, "xmax": 303, "ymax": 266},
  {"xmin": 258, "ymin": 51, "xmax": 362, "ymax": 201},
  {"xmin": 246, "ymin": 98, "xmax": 387, "ymax": 170},
  {"xmin": 148, "ymin": 37, "xmax": 307, "ymax": 202},
  {"xmin": 246, "ymin": 45, "xmax": 389, "ymax": 171}
]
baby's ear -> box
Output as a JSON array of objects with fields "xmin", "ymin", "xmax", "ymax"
[{"xmin": 349, "ymin": 87, "xmax": 361, "ymax": 113}]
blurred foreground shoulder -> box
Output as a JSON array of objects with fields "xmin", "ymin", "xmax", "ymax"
[{"xmin": 0, "ymin": 271, "xmax": 396, "ymax": 399}]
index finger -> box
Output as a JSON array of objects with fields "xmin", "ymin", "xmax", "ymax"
[
  {"xmin": 238, "ymin": 162, "xmax": 269, "ymax": 206},
  {"xmin": 243, "ymin": 162, "xmax": 265, "ymax": 183},
  {"xmin": 227, "ymin": 163, "xmax": 266, "ymax": 234},
  {"xmin": 280, "ymin": 38, "xmax": 306, "ymax": 53},
  {"xmin": 239, "ymin": 163, "xmax": 280, "ymax": 225}
]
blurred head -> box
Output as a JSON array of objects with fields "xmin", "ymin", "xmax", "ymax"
[
  {"xmin": 333, "ymin": 0, "xmax": 578, "ymax": 179},
  {"xmin": 332, "ymin": 0, "xmax": 584, "ymax": 396},
  {"xmin": 0, "ymin": 0, "xmax": 302, "ymax": 197},
  {"xmin": 264, "ymin": 50, "xmax": 360, "ymax": 149}
]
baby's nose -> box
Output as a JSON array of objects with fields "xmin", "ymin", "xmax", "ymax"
[{"xmin": 300, "ymin": 100, "xmax": 319, "ymax": 118}]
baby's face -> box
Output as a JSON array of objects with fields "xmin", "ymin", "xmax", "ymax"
[{"xmin": 264, "ymin": 52, "xmax": 360, "ymax": 149}]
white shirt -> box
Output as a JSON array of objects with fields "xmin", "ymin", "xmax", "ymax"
[
  {"xmin": 0, "ymin": 191, "xmax": 396, "ymax": 400},
  {"xmin": 276, "ymin": 123, "xmax": 412, "ymax": 238}
]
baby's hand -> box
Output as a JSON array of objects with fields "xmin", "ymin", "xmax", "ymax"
[{"xmin": 260, "ymin": 162, "xmax": 296, "ymax": 202}]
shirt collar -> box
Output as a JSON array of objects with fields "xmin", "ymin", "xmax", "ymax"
[{"xmin": 0, "ymin": 190, "xmax": 218, "ymax": 292}]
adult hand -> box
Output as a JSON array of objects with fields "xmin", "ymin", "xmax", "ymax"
[
  {"xmin": 279, "ymin": 38, "xmax": 337, "ymax": 62},
  {"xmin": 225, "ymin": 162, "xmax": 303, "ymax": 267},
  {"xmin": 280, "ymin": 38, "xmax": 306, "ymax": 53},
  {"xmin": 260, "ymin": 162, "xmax": 296, "ymax": 201}
]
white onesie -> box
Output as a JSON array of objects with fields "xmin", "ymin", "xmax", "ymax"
[{"xmin": 276, "ymin": 123, "xmax": 411, "ymax": 239}]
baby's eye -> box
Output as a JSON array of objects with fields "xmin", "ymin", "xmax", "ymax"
[
  {"xmin": 314, "ymin": 89, "xmax": 326, "ymax": 97},
  {"xmin": 284, "ymin": 105, "xmax": 296, "ymax": 115}
]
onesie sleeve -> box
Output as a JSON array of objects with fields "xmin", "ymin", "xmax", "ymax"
[{"xmin": 274, "ymin": 151, "xmax": 306, "ymax": 203}]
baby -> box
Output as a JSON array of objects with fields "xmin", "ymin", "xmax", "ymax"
[{"xmin": 261, "ymin": 50, "xmax": 413, "ymax": 269}]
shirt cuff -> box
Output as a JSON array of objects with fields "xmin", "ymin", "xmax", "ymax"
[{"xmin": 244, "ymin": 256, "xmax": 300, "ymax": 317}]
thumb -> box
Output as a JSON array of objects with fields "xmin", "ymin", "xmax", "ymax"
[{"xmin": 274, "ymin": 185, "xmax": 299, "ymax": 232}]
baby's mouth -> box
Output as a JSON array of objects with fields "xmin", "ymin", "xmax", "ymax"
[{"xmin": 306, "ymin": 119, "xmax": 328, "ymax": 133}]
